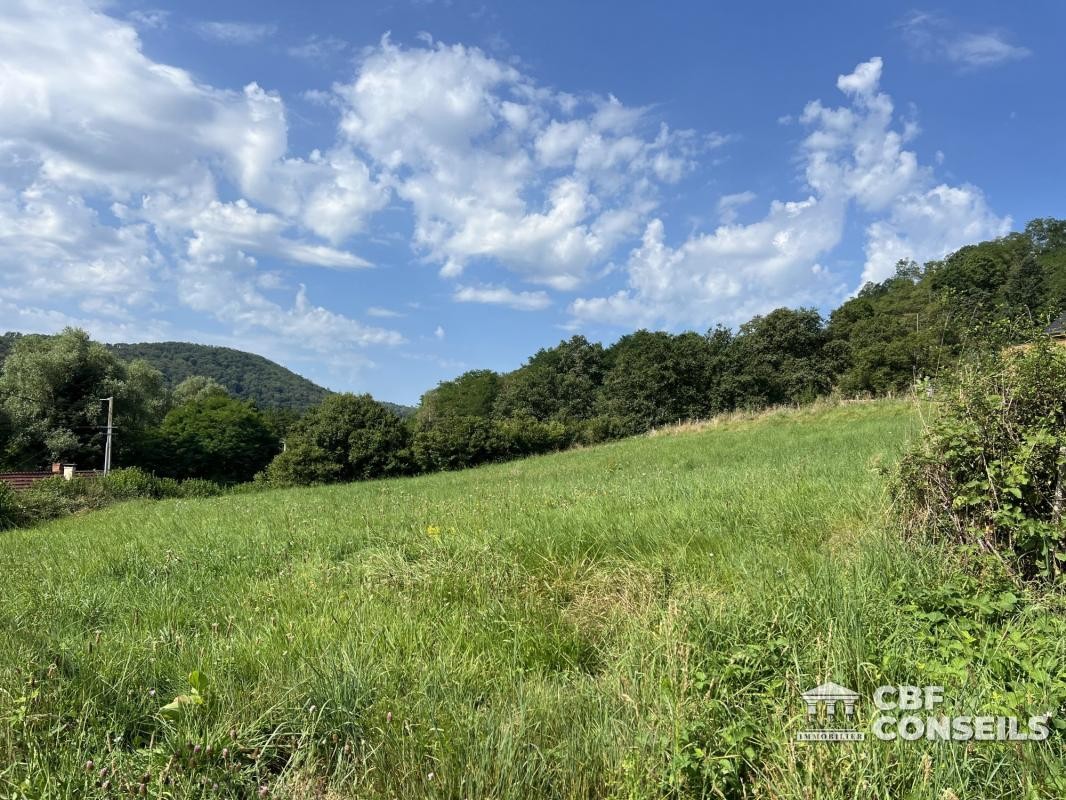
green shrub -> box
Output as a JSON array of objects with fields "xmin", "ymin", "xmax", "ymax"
[
  {"xmin": 577, "ymin": 415, "xmax": 629, "ymax": 445},
  {"xmin": 100, "ymin": 467, "xmax": 162, "ymax": 500},
  {"xmin": 412, "ymin": 416, "xmax": 507, "ymax": 471},
  {"xmin": 895, "ymin": 337, "xmax": 1066, "ymax": 583},
  {"xmin": 0, "ymin": 482, "xmax": 24, "ymax": 530},
  {"xmin": 493, "ymin": 417, "xmax": 573, "ymax": 457},
  {"xmin": 176, "ymin": 477, "xmax": 224, "ymax": 498},
  {"xmin": 264, "ymin": 442, "xmax": 345, "ymax": 487},
  {"xmin": 17, "ymin": 476, "xmax": 108, "ymax": 523},
  {"xmin": 155, "ymin": 476, "xmax": 184, "ymax": 498}
]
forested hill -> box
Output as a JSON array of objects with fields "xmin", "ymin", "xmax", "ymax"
[{"xmin": 106, "ymin": 342, "xmax": 329, "ymax": 410}]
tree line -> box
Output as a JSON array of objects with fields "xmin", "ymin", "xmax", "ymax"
[{"xmin": 1, "ymin": 217, "xmax": 1064, "ymax": 488}]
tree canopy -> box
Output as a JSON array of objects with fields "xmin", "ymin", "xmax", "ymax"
[
  {"xmin": 0, "ymin": 328, "xmax": 165, "ymax": 469},
  {"xmin": 3, "ymin": 217, "xmax": 1066, "ymax": 486},
  {"xmin": 158, "ymin": 395, "xmax": 278, "ymax": 483}
]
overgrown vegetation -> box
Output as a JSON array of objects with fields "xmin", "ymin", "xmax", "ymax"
[
  {"xmin": 896, "ymin": 335, "xmax": 1066, "ymax": 583},
  {"xmin": 2, "ymin": 402, "xmax": 1064, "ymax": 798},
  {"xmin": 3, "ymin": 218, "xmax": 1066, "ymax": 511},
  {"xmin": 0, "ymin": 468, "xmax": 223, "ymax": 530}
]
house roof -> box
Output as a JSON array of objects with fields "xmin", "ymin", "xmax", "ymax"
[
  {"xmin": 801, "ymin": 682, "xmax": 859, "ymax": 701},
  {"xmin": 1047, "ymin": 312, "xmax": 1066, "ymax": 336}
]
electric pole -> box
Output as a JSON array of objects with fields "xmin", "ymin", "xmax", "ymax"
[{"xmin": 100, "ymin": 396, "xmax": 114, "ymax": 474}]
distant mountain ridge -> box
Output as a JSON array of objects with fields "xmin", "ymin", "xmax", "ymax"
[
  {"xmin": 102, "ymin": 341, "xmax": 415, "ymax": 416},
  {"xmin": 107, "ymin": 341, "xmax": 331, "ymax": 410},
  {"xmin": 0, "ymin": 335, "xmax": 411, "ymax": 415}
]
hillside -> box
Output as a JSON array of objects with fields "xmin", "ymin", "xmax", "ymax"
[
  {"xmin": 2, "ymin": 399, "xmax": 1062, "ymax": 797},
  {"xmin": 107, "ymin": 341, "xmax": 330, "ymax": 410},
  {"xmin": 1, "ymin": 335, "xmax": 414, "ymax": 415}
]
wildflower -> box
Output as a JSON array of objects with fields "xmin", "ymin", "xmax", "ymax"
[
  {"xmin": 426, "ymin": 525, "xmax": 441, "ymax": 537},
  {"xmin": 386, "ymin": 711, "xmax": 393, "ymax": 723}
]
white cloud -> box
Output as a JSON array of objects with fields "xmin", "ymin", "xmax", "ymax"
[
  {"xmin": 898, "ymin": 12, "xmax": 1031, "ymax": 70},
  {"xmin": 177, "ymin": 270, "xmax": 403, "ymax": 350},
  {"xmin": 571, "ymin": 198, "xmax": 846, "ymax": 327},
  {"xmin": 194, "ymin": 20, "xmax": 277, "ymax": 45},
  {"xmin": 862, "ymin": 184, "xmax": 1010, "ymax": 284},
  {"xmin": 945, "ymin": 33, "xmax": 1031, "ymax": 69},
  {"xmin": 287, "ymin": 35, "xmax": 348, "ymax": 64},
  {"xmin": 367, "ymin": 306, "xmax": 404, "ymax": 318},
  {"xmin": 571, "ymin": 57, "xmax": 1009, "ymax": 328},
  {"xmin": 333, "ymin": 37, "xmax": 704, "ymax": 290},
  {"xmin": 717, "ymin": 190, "xmax": 757, "ymax": 224},
  {"xmin": 453, "ymin": 284, "xmax": 551, "ymax": 311},
  {"xmin": 0, "ymin": 178, "xmax": 162, "ymax": 311},
  {"xmin": 0, "ymin": 3, "xmax": 1013, "ymax": 366},
  {"xmin": 434, "ymin": 325, "xmax": 445, "ymax": 339},
  {"xmin": 0, "ymin": 0, "xmax": 399, "ymax": 362},
  {"xmin": 127, "ymin": 9, "xmax": 169, "ymax": 30}
]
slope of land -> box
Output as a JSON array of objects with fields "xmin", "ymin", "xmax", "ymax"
[
  {"xmin": 1, "ymin": 399, "xmax": 1063, "ymax": 798},
  {"xmin": 107, "ymin": 341, "xmax": 330, "ymax": 410}
]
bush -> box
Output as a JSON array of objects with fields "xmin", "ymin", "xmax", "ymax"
[
  {"xmin": 262, "ymin": 394, "xmax": 410, "ymax": 486},
  {"xmin": 175, "ymin": 478, "xmax": 224, "ymax": 498},
  {"xmin": 895, "ymin": 337, "xmax": 1066, "ymax": 583},
  {"xmin": 412, "ymin": 416, "xmax": 506, "ymax": 472},
  {"xmin": 493, "ymin": 417, "xmax": 573, "ymax": 457},
  {"xmin": 0, "ymin": 482, "xmax": 24, "ymax": 530},
  {"xmin": 16, "ymin": 476, "xmax": 108, "ymax": 523},
  {"xmin": 264, "ymin": 442, "xmax": 345, "ymax": 487},
  {"xmin": 100, "ymin": 467, "xmax": 162, "ymax": 500},
  {"xmin": 576, "ymin": 415, "xmax": 630, "ymax": 446}
]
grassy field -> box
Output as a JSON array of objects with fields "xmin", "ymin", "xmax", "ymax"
[{"xmin": 1, "ymin": 399, "xmax": 1064, "ymax": 798}]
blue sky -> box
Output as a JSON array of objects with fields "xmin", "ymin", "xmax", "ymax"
[{"xmin": 1, "ymin": 1, "xmax": 1061, "ymax": 404}]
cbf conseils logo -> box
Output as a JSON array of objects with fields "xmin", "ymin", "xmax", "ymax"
[{"xmin": 796, "ymin": 682, "xmax": 1052, "ymax": 743}]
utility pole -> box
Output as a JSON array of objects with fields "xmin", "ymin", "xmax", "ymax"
[{"xmin": 100, "ymin": 396, "xmax": 114, "ymax": 474}]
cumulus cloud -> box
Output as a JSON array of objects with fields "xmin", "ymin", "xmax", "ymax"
[
  {"xmin": 333, "ymin": 36, "xmax": 704, "ymax": 289},
  {"xmin": 717, "ymin": 191, "xmax": 757, "ymax": 224},
  {"xmin": 898, "ymin": 12, "xmax": 1031, "ymax": 70},
  {"xmin": 0, "ymin": 2, "xmax": 1013, "ymax": 366},
  {"xmin": 453, "ymin": 284, "xmax": 551, "ymax": 311},
  {"xmin": 0, "ymin": 0, "xmax": 399, "ymax": 361},
  {"xmin": 571, "ymin": 56, "xmax": 1009, "ymax": 328},
  {"xmin": 177, "ymin": 271, "xmax": 404, "ymax": 351},
  {"xmin": 862, "ymin": 184, "xmax": 1010, "ymax": 284}
]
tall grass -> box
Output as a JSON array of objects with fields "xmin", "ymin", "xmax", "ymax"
[{"xmin": 1, "ymin": 399, "xmax": 1063, "ymax": 798}]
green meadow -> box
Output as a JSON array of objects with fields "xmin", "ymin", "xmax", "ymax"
[{"xmin": 2, "ymin": 399, "xmax": 1064, "ymax": 798}]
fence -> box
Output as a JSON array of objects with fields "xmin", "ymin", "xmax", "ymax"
[{"xmin": 0, "ymin": 464, "xmax": 100, "ymax": 491}]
